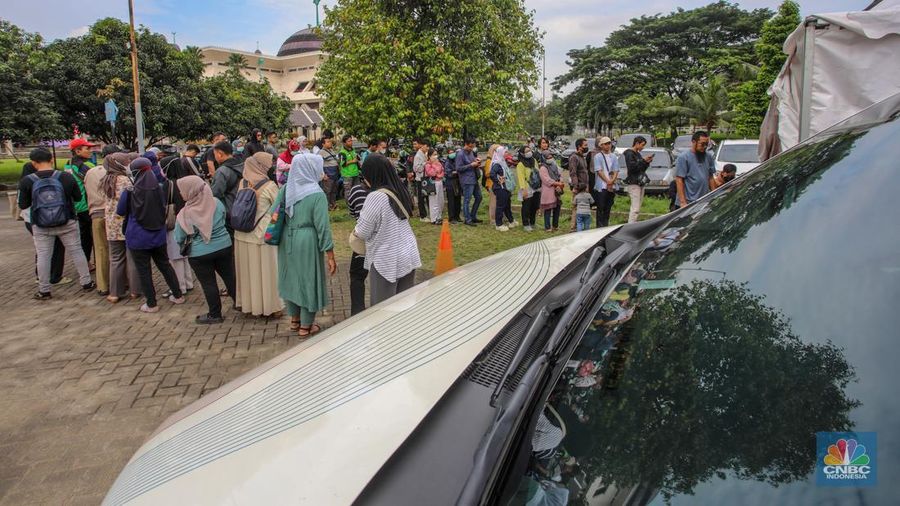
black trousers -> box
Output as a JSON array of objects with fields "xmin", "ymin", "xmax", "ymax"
[
  {"xmin": 76, "ymin": 211, "xmax": 92, "ymax": 262},
  {"xmin": 543, "ymin": 202, "xmax": 561, "ymax": 230},
  {"xmin": 593, "ymin": 189, "xmax": 615, "ymax": 227},
  {"xmin": 494, "ymin": 188, "xmax": 513, "ymax": 226},
  {"xmin": 26, "ymin": 222, "xmax": 65, "ymax": 283},
  {"xmin": 446, "ymin": 180, "xmax": 462, "ymax": 222},
  {"xmin": 349, "ymin": 252, "xmax": 369, "ymax": 316},
  {"xmin": 416, "ymin": 180, "xmax": 429, "ymax": 219},
  {"xmin": 131, "ymin": 245, "xmax": 182, "ymax": 307},
  {"xmin": 189, "ymin": 246, "xmax": 236, "ymax": 318}
]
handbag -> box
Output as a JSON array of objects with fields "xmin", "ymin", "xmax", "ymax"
[
  {"xmin": 348, "ymin": 188, "xmax": 410, "ymax": 255},
  {"xmin": 164, "ymin": 182, "xmax": 176, "ymax": 231},
  {"xmin": 179, "ymin": 235, "xmax": 192, "ymax": 257},
  {"xmin": 424, "ymin": 177, "xmax": 437, "ymax": 196},
  {"xmin": 264, "ymin": 188, "xmax": 286, "ymax": 246}
]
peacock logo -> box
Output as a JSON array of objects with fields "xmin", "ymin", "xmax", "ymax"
[{"xmin": 823, "ymin": 438, "xmax": 870, "ymax": 466}]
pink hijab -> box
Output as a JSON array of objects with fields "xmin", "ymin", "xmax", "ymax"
[{"xmin": 176, "ymin": 176, "xmax": 217, "ymax": 243}]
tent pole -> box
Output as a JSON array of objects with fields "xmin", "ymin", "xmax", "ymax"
[{"xmin": 799, "ymin": 19, "xmax": 817, "ymax": 143}]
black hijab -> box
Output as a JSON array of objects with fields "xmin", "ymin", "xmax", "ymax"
[
  {"xmin": 361, "ymin": 153, "xmax": 413, "ymax": 220},
  {"xmin": 130, "ymin": 157, "xmax": 167, "ymax": 231}
]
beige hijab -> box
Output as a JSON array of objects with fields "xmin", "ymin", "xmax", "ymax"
[
  {"xmin": 176, "ymin": 176, "xmax": 217, "ymax": 243},
  {"xmin": 243, "ymin": 151, "xmax": 273, "ymax": 186}
]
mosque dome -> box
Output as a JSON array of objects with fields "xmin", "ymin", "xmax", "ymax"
[{"xmin": 277, "ymin": 28, "xmax": 323, "ymax": 57}]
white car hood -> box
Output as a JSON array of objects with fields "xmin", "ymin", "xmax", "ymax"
[{"xmin": 103, "ymin": 227, "xmax": 615, "ymax": 506}]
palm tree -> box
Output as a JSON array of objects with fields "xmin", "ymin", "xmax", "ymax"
[
  {"xmin": 665, "ymin": 77, "xmax": 734, "ymax": 131},
  {"xmin": 226, "ymin": 53, "xmax": 247, "ymax": 72},
  {"xmin": 184, "ymin": 45, "xmax": 203, "ymax": 61}
]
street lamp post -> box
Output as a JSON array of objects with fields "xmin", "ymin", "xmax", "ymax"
[
  {"xmin": 313, "ymin": 0, "xmax": 322, "ymax": 27},
  {"xmin": 541, "ymin": 50, "xmax": 546, "ymax": 139},
  {"xmin": 128, "ymin": 0, "xmax": 146, "ymax": 153}
]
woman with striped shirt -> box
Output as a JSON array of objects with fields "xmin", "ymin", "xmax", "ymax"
[{"xmin": 353, "ymin": 154, "xmax": 421, "ymax": 306}]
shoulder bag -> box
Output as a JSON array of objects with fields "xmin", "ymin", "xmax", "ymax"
[
  {"xmin": 164, "ymin": 181, "xmax": 177, "ymax": 231},
  {"xmin": 263, "ymin": 187, "xmax": 286, "ymax": 246}
]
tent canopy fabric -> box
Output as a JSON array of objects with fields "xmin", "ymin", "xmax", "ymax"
[{"xmin": 759, "ymin": 6, "xmax": 900, "ymax": 160}]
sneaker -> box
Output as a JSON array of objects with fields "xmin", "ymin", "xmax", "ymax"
[
  {"xmin": 508, "ymin": 221, "xmax": 519, "ymax": 228},
  {"xmin": 51, "ymin": 277, "xmax": 73, "ymax": 286},
  {"xmin": 97, "ymin": 290, "xmax": 110, "ymax": 296},
  {"xmin": 168, "ymin": 295, "xmax": 186, "ymax": 305},
  {"xmin": 473, "ymin": 218, "xmax": 483, "ymax": 223},
  {"xmin": 496, "ymin": 225, "xmax": 509, "ymax": 232},
  {"xmin": 419, "ymin": 217, "xmax": 431, "ymax": 223},
  {"xmin": 465, "ymin": 221, "xmax": 477, "ymax": 227},
  {"xmin": 524, "ymin": 225, "xmax": 533, "ymax": 232},
  {"xmin": 34, "ymin": 292, "xmax": 52, "ymax": 301},
  {"xmin": 81, "ymin": 281, "xmax": 96, "ymax": 291},
  {"xmin": 196, "ymin": 314, "xmax": 224, "ymax": 325},
  {"xmin": 449, "ymin": 220, "xmax": 459, "ymax": 225},
  {"xmin": 139, "ymin": 303, "xmax": 159, "ymax": 313}
]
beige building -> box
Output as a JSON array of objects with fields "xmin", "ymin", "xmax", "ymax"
[{"xmin": 200, "ymin": 28, "xmax": 327, "ymax": 140}]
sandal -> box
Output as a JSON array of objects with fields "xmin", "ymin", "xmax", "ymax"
[
  {"xmin": 289, "ymin": 317, "xmax": 301, "ymax": 331},
  {"xmin": 297, "ymin": 324, "xmax": 321, "ymax": 337},
  {"xmin": 107, "ymin": 295, "xmax": 120, "ymax": 304}
]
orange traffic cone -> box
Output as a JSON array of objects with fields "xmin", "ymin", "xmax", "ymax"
[{"xmin": 434, "ymin": 220, "xmax": 457, "ymax": 275}]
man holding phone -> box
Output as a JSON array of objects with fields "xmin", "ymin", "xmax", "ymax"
[
  {"xmin": 455, "ymin": 138, "xmax": 483, "ymax": 226},
  {"xmin": 623, "ymin": 136, "xmax": 652, "ymax": 223}
]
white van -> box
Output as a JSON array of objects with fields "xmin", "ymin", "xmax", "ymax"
[{"xmin": 714, "ymin": 139, "xmax": 760, "ymax": 174}]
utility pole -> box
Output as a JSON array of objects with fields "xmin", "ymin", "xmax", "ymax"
[
  {"xmin": 171, "ymin": 31, "xmax": 176, "ymax": 45},
  {"xmin": 128, "ymin": 0, "xmax": 146, "ymax": 153},
  {"xmin": 313, "ymin": 0, "xmax": 322, "ymax": 27},
  {"xmin": 541, "ymin": 50, "xmax": 546, "ymax": 139}
]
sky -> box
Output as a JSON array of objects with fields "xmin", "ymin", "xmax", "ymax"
[{"xmin": 6, "ymin": 0, "xmax": 860, "ymax": 94}]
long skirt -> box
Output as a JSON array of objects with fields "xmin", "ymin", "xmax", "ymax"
[{"xmin": 235, "ymin": 239, "xmax": 283, "ymax": 316}]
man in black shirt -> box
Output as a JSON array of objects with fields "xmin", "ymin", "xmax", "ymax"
[
  {"xmin": 204, "ymin": 132, "xmax": 226, "ymax": 178},
  {"xmin": 346, "ymin": 182, "xmax": 369, "ymax": 316},
  {"xmin": 18, "ymin": 148, "xmax": 94, "ymax": 299}
]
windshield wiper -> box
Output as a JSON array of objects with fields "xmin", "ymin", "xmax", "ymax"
[{"xmin": 457, "ymin": 243, "xmax": 634, "ymax": 506}]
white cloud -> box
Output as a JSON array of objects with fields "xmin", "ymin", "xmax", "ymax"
[{"xmin": 67, "ymin": 25, "xmax": 90, "ymax": 38}]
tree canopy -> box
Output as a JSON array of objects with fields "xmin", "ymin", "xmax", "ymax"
[
  {"xmin": 555, "ymin": 1, "xmax": 772, "ymax": 134},
  {"xmin": 316, "ymin": 0, "xmax": 542, "ymax": 142}
]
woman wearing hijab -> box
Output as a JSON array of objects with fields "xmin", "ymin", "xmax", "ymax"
[
  {"xmin": 102, "ymin": 152, "xmax": 142, "ymax": 303},
  {"xmin": 424, "ymin": 148, "xmax": 445, "ymax": 224},
  {"xmin": 235, "ymin": 152, "xmax": 282, "ymax": 318},
  {"xmin": 539, "ymin": 150, "xmax": 566, "ymax": 232},
  {"xmin": 489, "ymin": 145, "xmax": 517, "ymax": 231},
  {"xmin": 516, "ymin": 145, "xmax": 540, "ymax": 231},
  {"xmin": 354, "ymin": 154, "xmax": 422, "ymax": 306},
  {"xmin": 157, "ymin": 155, "xmax": 194, "ymax": 297},
  {"xmin": 278, "ymin": 152, "xmax": 337, "ymax": 337},
  {"xmin": 275, "ymin": 139, "xmax": 299, "ymax": 187},
  {"xmin": 116, "ymin": 157, "xmax": 185, "ymax": 312},
  {"xmin": 175, "ymin": 176, "xmax": 235, "ymax": 324},
  {"xmin": 484, "ymin": 144, "xmax": 499, "ymax": 224}
]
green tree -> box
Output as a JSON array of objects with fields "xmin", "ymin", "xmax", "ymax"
[
  {"xmin": 665, "ymin": 77, "xmax": 734, "ymax": 131},
  {"xmin": 0, "ymin": 21, "xmax": 66, "ymax": 144},
  {"xmin": 555, "ymin": 1, "xmax": 771, "ymax": 130},
  {"xmin": 225, "ymin": 53, "xmax": 247, "ymax": 72},
  {"xmin": 316, "ymin": 0, "xmax": 542, "ymax": 141},
  {"xmin": 515, "ymin": 94, "xmax": 573, "ymax": 140},
  {"xmin": 197, "ymin": 69, "xmax": 293, "ymax": 139},
  {"xmin": 731, "ymin": 1, "xmax": 800, "ymax": 137},
  {"xmin": 43, "ymin": 18, "xmax": 205, "ymax": 148}
]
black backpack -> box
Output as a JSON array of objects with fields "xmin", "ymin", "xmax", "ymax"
[
  {"xmin": 28, "ymin": 172, "xmax": 69, "ymax": 228},
  {"xmin": 230, "ymin": 179, "xmax": 270, "ymax": 232}
]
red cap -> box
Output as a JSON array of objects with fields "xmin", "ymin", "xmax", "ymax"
[{"xmin": 69, "ymin": 138, "xmax": 97, "ymax": 150}]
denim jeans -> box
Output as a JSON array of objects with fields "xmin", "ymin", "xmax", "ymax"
[
  {"xmin": 576, "ymin": 213, "xmax": 592, "ymax": 231},
  {"xmin": 462, "ymin": 183, "xmax": 482, "ymax": 223}
]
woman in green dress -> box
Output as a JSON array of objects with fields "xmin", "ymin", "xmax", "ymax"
[{"xmin": 278, "ymin": 152, "xmax": 337, "ymax": 337}]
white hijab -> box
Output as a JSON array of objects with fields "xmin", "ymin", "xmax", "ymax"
[{"xmin": 285, "ymin": 152, "xmax": 324, "ymax": 217}]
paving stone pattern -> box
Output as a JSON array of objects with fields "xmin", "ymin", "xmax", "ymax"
[{"xmin": 0, "ymin": 200, "xmax": 426, "ymax": 505}]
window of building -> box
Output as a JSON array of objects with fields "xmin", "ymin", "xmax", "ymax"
[{"xmin": 294, "ymin": 81, "xmax": 310, "ymax": 93}]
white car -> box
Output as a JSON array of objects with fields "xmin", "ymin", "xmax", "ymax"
[{"xmin": 714, "ymin": 139, "xmax": 760, "ymax": 174}]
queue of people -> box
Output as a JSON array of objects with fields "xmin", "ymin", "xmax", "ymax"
[{"xmin": 18, "ymin": 130, "xmax": 730, "ymax": 335}]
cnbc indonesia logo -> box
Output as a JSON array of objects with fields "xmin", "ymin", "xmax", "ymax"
[{"xmin": 817, "ymin": 432, "xmax": 877, "ymax": 487}]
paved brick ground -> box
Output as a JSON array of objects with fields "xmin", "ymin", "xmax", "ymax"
[{"xmin": 0, "ymin": 199, "xmax": 416, "ymax": 505}]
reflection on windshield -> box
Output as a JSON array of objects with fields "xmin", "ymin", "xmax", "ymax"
[{"xmin": 508, "ymin": 130, "xmax": 876, "ymax": 506}]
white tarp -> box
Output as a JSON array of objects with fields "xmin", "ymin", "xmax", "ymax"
[{"xmin": 759, "ymin": 6, "xmax": 900, "ymax": 160}]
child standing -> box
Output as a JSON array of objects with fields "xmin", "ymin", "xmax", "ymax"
[{"xmin": 573, "ymin": 183, "xmax": 594, "ymax": 232}]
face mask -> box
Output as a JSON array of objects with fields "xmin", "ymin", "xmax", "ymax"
[
  {"xmin": 449, "ymin": 153, "xmax": 456, "ymax": 160},
  {"xmin": 236, "ymin": 147, "xmax": 245, "ymax": 154},
  {"xmin": 378, "ymin": 149, "xmax": 386, "ymax": 154},
  {"xmin": 472, "ymin": 148, "xmax": 478, "ymax": 154},
  {"xmin": 524, "ymin": 152, "xmax": 533, "ymax": 159}
]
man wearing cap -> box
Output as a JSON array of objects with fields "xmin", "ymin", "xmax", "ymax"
[
  {"xmin": 65, "ymin": 138, "xmax": 97, "ymax": 265},
  {"xmin": 592, "ymin": 136, "xmax": 619, "ymax": 227}
]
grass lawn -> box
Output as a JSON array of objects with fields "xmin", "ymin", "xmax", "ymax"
[
  {"xmin": 0, "ymin": 158, "xmax": 70, "ymax": 185},
  {"xmin": 327, "ymin": 191, "xmax": 671, "ymax": 272}
]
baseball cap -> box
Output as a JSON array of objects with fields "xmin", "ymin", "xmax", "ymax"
[
  {"xmin": 69, "ymin": 138, "xmax": 97, "ymax": 150},
  {"xmin": 598, "ymin": 136, "xmax": 612, "ymax": 145}
]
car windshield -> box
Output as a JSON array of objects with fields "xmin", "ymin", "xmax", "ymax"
[
  {"xmin": 673, "ymin": 136, "xmax": 692, "ymax": 148},
  {"xmin": 507, "ymin": 115, "xmax": 900, "ymax": 505},
  {"xmin": 645, "ymin": 150, "xmax": 671, "ymax": 169},
  {"xmin": 717, "ymin": 143, "xmax": 759, "ymax": 163}
]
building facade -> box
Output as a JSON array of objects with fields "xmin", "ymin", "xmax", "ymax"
[{"xmin": 200, "ymin": 28, "xmax": 326, "ymax": 140}]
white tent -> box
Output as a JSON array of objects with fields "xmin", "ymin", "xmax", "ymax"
[{"xmin": 759, "ymin": 1, "xmax": 900, "ymax": 160}]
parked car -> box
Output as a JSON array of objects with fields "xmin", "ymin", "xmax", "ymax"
[
  {"xmin": 105, "ymin": 92, "xmax": 900, "ymax": 506},
  {"xmin": 614, "ymin": 132, "xmax": 655, "ymax": 154},
  {"xmin": 672, "ymin": 134, "xmax": 693, "ymax": 157},
  {"xmin": 714, "ymin": 139, "xmax": 760, "ymax": 174},
  {"xmin": 615, "ymin": 146, "xmax": 673, "ymax": 194}
]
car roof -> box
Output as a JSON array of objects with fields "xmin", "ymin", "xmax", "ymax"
[
  {"xmin": 103, "ymin": 229, "xmax": 617, "ymax": 506},
  {"xmin": 718, "ymin": 139, "xmax": 759, "ymax": 145}
]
